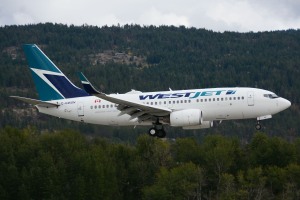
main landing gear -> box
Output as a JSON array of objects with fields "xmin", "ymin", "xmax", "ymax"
[
  {"xmin": 148, "ymin": 127, "xmax": 166, "ymax": 138},
  {"xmin": 148, "ymin": 119, "xmax": 166, "ymax": 138}
]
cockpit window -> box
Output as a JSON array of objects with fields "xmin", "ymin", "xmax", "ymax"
[{"xmin": 264, "ymin": 93, "xmax": 279, "ymax": 99}]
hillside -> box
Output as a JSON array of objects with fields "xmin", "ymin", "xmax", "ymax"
[{"xmin": 0, "ymin": 23, "xmax": 299, "ymax": 141}]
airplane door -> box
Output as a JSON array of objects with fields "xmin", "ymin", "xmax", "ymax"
[
  {"xmin": 77, "ymin": 103, "xmax": 84, "ymax": 117},
  {"xmin": 247, "ymin": 91, "xmax": 254, "ymax": 106}
]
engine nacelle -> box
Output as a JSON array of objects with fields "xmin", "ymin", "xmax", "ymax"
[
  {"xmin": 182, "ymin": 121, "xmax": 214, "ymax": 130},
  {"xmin": 170, "ymin": 109, "xmax": 203, "ymax": 127}
]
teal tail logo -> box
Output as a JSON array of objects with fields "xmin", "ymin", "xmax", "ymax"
[{"xmin": 23, "ymin": 44, "xmax": 89, "ymax": 101}]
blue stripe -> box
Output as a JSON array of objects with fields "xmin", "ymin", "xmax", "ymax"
[
  {"xmin": 82, "ymin": 83, "xmax": 99, "ymax": 94},
  {"xmin": 45, "ymin": 74, "xmax": 90, "ymax": 98}
]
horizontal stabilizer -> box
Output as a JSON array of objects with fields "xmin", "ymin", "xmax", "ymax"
[{"xmin": 10, "ymin": 96, "xmax": 59, "ymax": 107}]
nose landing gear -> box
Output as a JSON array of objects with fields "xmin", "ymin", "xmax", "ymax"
[{"xmin": 255, "ymin": 121, "xmax": 262, "ymax": 130}]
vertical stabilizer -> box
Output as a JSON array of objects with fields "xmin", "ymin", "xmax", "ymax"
[{"xmin": 23, "ymin": 44, "xmax": 89, "ymax": 101}]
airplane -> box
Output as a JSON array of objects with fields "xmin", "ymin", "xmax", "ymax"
[{"xmin": 11, "ymin": 44, "xmax": 291, "ymax": 138}]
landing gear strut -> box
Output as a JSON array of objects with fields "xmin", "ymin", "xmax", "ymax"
[
  {"xmin": 148, "ymin": 119, "xmax": 166, "ymax": 138},
  {"xmin": 255, "ymin": 121, "xmax": 262, "ymax": 130}
]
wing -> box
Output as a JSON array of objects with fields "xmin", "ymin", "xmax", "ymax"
[{"xmin": 78, "ymin": 72, "xmax": 171, "ymax": 121}]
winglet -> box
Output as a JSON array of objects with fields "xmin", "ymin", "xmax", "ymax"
[{"xmin": 78, "ymin": 72, "xmax": 101, "ymax": 94}]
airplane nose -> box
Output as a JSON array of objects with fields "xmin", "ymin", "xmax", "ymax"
[{"xmin": 278, "ymin": 98, "xmax": 291, "ymax": 111}]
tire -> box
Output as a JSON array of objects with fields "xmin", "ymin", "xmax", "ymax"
[
  {"xmin": 148, "ymin": 127, "xmax": 157, "ymax": 137},
  {"xmin": 255, "ymin": 123, "xmax": 262, "ymax": 130},
  {"xmin": 156, "ymin": 129, "xmax": 166, "ymax": 138}
]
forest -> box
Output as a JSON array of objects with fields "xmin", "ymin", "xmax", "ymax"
[
  {"xmin": 1, "ymin": 127, "xmax": 300, "ymax": 200},
  {"xmin": 0, "ymin": 24, "xmax": 300, "ymax": 199}
]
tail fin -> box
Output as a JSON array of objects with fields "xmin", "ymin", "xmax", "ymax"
[{"xmin": 23, "ymin": 44, "xmax": 89, "ymax": 101}]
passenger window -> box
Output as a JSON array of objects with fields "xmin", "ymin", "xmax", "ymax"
[
  {"xmin": 106, "ymin": 105, "xmax": 109, "ymax": 108},
  {"xmin": 90, "ymin": 106, "xmax": 93, "ymax": 109},
  {"xmin": 99, "ymin": 105, "xmax": 101, "ymax": 108},
  {"xmin": 188, "ymin": 100, "xmax": 191, "ymax": 103},
  {"xmin": 94, "ymin": 105, "xmax": 97, "ymax": 109},
  {"xmin": 102, "ymin": 105, "xmax": 105, "ymax": 108}
]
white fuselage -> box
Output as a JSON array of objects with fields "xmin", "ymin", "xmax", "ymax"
[{"xmin": 36, "ymin": 87, "xmax": 291, "ymax": 127}]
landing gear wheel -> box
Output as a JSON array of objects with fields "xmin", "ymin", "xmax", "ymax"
[
  {"xmin": 156, "ymin": 129, "xmax": 166, "ymax": 138},
  {"xmin": 148, "ymin": 127, "xmax": 166, "ymax": 138},
  {"xmin": 255, "ymin": 122, "xmax": 262, "ymax": 130},
  {"xmin": 148, "ymin": 127, "xmax": 157, "ymax": 137},
  {"xmin": 149, "ymin": 118, "xmax": 167, "ymax": 138}
]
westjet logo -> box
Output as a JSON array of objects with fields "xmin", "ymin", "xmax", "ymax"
[{"xmin": 139, "ymin": 90, "xmax": 236, "ymax": 100}]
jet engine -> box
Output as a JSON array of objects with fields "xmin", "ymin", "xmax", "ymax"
[
  {"xmin": 182, "ymin": 121, "xmax": 214, "ymax": 129},
  {"xmin": 170, "ymin": 109, "xmax": 203, "ymax": 127}
]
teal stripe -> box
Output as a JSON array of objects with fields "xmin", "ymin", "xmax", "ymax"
[
  {"xmin": 23, "ymin": 44, "xmax": 61, "ymax": 73},
  {"xmin": 31, "ymin": 69, "xmax": 64, "ymax": 101},
  {"xmin": 78, "ymin": 72, "xmax": 88, "ymax": 82}
]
